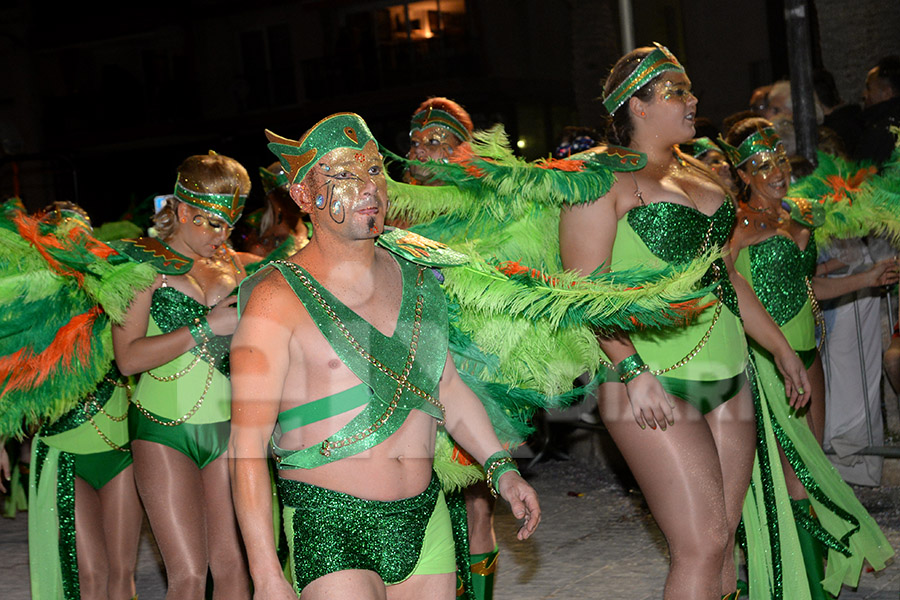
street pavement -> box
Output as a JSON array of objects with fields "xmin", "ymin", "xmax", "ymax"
[{"xmin": 1, "ymin": 443, "xmax": 898, "ymax": 599}]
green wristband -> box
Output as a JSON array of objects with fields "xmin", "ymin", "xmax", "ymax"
[
  {"xmin": 188, "ymin": 316, "xmax": 214, "ymax": 346},
  {"xmin": 483, "ymin": 450, "xmax": 520, "ymax": 498},
  {"xmin": 616, "ymin": 353, "xmax": 648, "ymax": 384}
]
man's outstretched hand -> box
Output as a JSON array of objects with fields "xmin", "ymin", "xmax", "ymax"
[{"xmin": 498, "ymin": 471, "xmax": 541, "ymax": 540}]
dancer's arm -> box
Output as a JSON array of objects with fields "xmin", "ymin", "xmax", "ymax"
[
  {"xmin": 229, "ymin": 279, "xmax": 296, "ymax": 600},
  {"xmin": 559, "ymin": 186, "xmax": 675, "ymax": 431},
  {"xmin": 440, "ymin": 354, "xmax": 540, "ymax": 540},
  {"xmin": 112, "ymin": 277, "xmax": 238, "ymax": 375}
]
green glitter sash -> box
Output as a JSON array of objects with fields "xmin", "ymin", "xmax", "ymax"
[
  {"xmin": 627, "ymin": 199, "xmax": 740, "ymax": 316},
  {"xmin": 150, "ymin": 286, "xmax": 231, "ymax": 377},
  {"xmin": 748, "ymin": 234, "xmax": 818, "ymax": 326},
  {"xmin": 258, "ymin": 255, "xmax": 448, "ymax": 469}
]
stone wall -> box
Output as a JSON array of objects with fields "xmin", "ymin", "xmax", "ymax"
[{"xmin": 816, "ymin": 0, "xmax": 900, "ymax": 106}]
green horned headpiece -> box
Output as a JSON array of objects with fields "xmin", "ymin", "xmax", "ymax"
[
  {"xmin": 410, "ymin": 106, "xmax": 471, "ymax": 142},
  {"xmin": 173, "ymin": 153, "xmax": 248, "ymax": 227},
  {"xmin": 719, "ymin": 125, "xmax": 783, "ymax": 168},
  {"xmin": 265, "ymin": 113, "xmax": 377, "ymax": 185},
  {"xmin": 603, "ymin": 42, "xmax": 685, "ymax": 115}
]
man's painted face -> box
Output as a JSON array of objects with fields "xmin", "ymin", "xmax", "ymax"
[
  {"xmin": 407, "ymin": 125, "xmax": 463, "ymax": 185},
  {"xmin": 307, "ymin": 140, "xmax": 387, "ymax": 238}
]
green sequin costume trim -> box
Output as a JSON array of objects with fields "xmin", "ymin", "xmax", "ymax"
[
  {"xmin": 57, "ymin": 446, "xmax": 79, "ymax": 599},
  {"xmin": 747, "ymin": 234, "xmax": 818, "ymax": 326},
  {"xmin": 627, "ymin": 199, "xmax": 740, "ymax": 316},
  {"xmin": 242, "ymin": 255, "xmax": 448, "ymax": 469},
  {"xmin": 150, "ymin": 286, "xmax": 230, "ymax": 377},
  {"xmin": 278, "ymin": 472, "xmax": 441, "ymax": 591}
]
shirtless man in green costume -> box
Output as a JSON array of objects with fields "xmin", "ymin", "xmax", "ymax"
[{"xmin": 229, "ymin": 113, "xmax": 540, "ymax": 600}]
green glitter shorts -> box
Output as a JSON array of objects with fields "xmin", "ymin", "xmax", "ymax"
[
  {"xmin": 74, "ymin": 448, "xmax": 133, "ymax": 490},
  {"xmin": 128, "ymin": 404, "xmax": 230, "ymax": 469},
  {"xmin": 279, "ymin": 471, "xmax": 455, "ymax": 592}
]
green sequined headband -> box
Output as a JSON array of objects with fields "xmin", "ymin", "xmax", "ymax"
[
  {"xmin": 603, "ymin": 43, "xmax": 685, "ymax": 115},
  {"xmin": 410, "ymin": 107, "xmax": 471, "ymax": 142},
  {"xmin": 686, "ymin": 137, "xmax": 721, "ymax": 158},
  {"xmin": 173, "ymin": 182, "xmax": 247, "ymax": 227},
  {"xmin": 718, "ymin": 126, "xmax": 783, "ymax": 168},
  {"xmin": 266, "ymin": 112, "xmax": 377, "ymax": 185}
]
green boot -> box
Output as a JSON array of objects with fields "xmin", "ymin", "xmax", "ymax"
[
  {"xmin": 791, "ymin": 499, "xmax": 829, "ymax": 600},
  {"xmin": 469, "ymin": 546, "xmax": 499, "ymax": 600}
]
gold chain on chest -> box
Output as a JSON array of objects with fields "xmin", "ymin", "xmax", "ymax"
[{"xmin": 275, "ymin": 260, "xmax": 446, "ymax": 456}]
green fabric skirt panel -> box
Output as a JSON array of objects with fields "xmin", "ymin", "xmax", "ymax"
[
  {"xmin": 132, "ymin": 316, "xmax": 231, "ymax": 424},
  {"xmin": 743, "ymin": 346, "xmax": 894, "ymax": 598},
  {"xmin": 39, "ymin": 385, "xmax": 132, "ymax": 455},
  {"xmin": 29, "ymin": 440, "xmax": 79, "ymax": 600},
  {"xmin": 606, "ymin": 217, "xmax": 748, "ymax": 382}
]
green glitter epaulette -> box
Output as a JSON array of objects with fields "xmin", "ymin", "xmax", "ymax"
[
  {"xmin": 570, "ymin": 145, "xmax": 647, "ymax": 172},
  {"xmin": 782, "ymin": 196, "xmax": 825, "ymax": 229},
  {"xmin": 376, "ymin": 227, "xmax": 469, "ymax": 268},
  {"xmin": 108, "ymin": 237, "xmax": 194, "ymax": 275}
]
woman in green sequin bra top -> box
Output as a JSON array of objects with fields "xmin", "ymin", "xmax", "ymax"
[
  {"xmin": 728, "ymin": 116, "xmax": 898, "ymax": 460},
  {"xmin": 112, "ymin": 154, "xmax": 260, "ymax": 599},
  {"xmin": 559, "ymin": 46, "xmax": 811, "ymax": 600}
]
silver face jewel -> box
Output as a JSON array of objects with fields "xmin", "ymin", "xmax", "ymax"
[
  {"xmin": 321, "ymin": 164, "xmax": 331, "ymax": 172},
  {"xmin": 315, "ymin": 194, "xmax": 326, "ymax": 209},
  {"xmin": 331, "ymin": 199, "xmax": 342, "ymax": 215}
]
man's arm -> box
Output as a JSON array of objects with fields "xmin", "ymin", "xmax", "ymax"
[
  {"xmin": 229, "ymin": 277, "xmax": 296, "ymax": 598},
  {"xmin": 439, "ymin": 353, "xmax": 541, "ymax": 540}
]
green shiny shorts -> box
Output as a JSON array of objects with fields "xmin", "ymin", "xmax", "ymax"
[
  {"xmin": 279, "ymin": 472, "xmax": 455, "ymax": 592},
  {"xmin": 603, "ymin": 367, "xmax": 748, "ymax": 415},
  {"xmin": 128, "ymin": 404, "xmax": 229, "ymax": 469},
  {"xmin": 74, "ymin": 448, "xmax": 133, "ymax": 490}
]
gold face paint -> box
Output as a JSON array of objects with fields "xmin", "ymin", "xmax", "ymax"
[
  {"xmin": 191, "ymin": 212, "xmax": 232, "ymax": 234},
  {"xmin": 312, "ymin": 140, "xmax": 388, "ymax": 237},
  {"xmin": 747, "ymin": 149, "xmax": 791, "ymax": 179},
  {"xmin": 657, "ymin": 79, "xmax": 695, "ymax": 104},
  {"xmin": 408, "ymin": 125, "xmax": 462, "ymax": 184}
]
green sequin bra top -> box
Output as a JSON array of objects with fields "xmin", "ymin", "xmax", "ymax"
[{"xmin": 627, "ymin": 198, "xmax": 740, "ymax": 316}]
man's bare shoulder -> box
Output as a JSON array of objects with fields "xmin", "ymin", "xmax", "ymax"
[{"xmin": 241, "ymin": 266, "xmax": 307, "ymax": 324}]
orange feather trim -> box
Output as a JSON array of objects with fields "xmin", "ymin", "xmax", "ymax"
[{"xmin": 0, "ymin": 307, "xmax": 101, "ymax": 396}]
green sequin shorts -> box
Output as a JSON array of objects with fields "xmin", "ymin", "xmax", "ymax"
[
  {"xmin": 128, "ymin": 404, "xmax": 229, "ymax": 469},
  {"xmin": 278, "ymin": 471, "xmax": 455, "ymax": 592},
  {"xmin": 75, "ymin": 448, "xmax": 133, "ymax": 490}
]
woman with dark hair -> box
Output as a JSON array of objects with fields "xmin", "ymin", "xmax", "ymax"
[
  {"xmin": 112, "ymin": 152, "xmax": 255, "ymax": 599},
  {"xmin": 559, "ymin": 44, "xmax": 810, "ymax": 599},
  {"xmin": 725, "ymin": 117, "xmax": 895, "ymax": 598}
]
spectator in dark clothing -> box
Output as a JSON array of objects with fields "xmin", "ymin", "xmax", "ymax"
[
  {"xmin": 814, "ymin": 68, "xmax": 862, "ymax": 157},
  {"xmin": 854, "ymin": 56, "xmax": 900, "ymax": 166}
]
